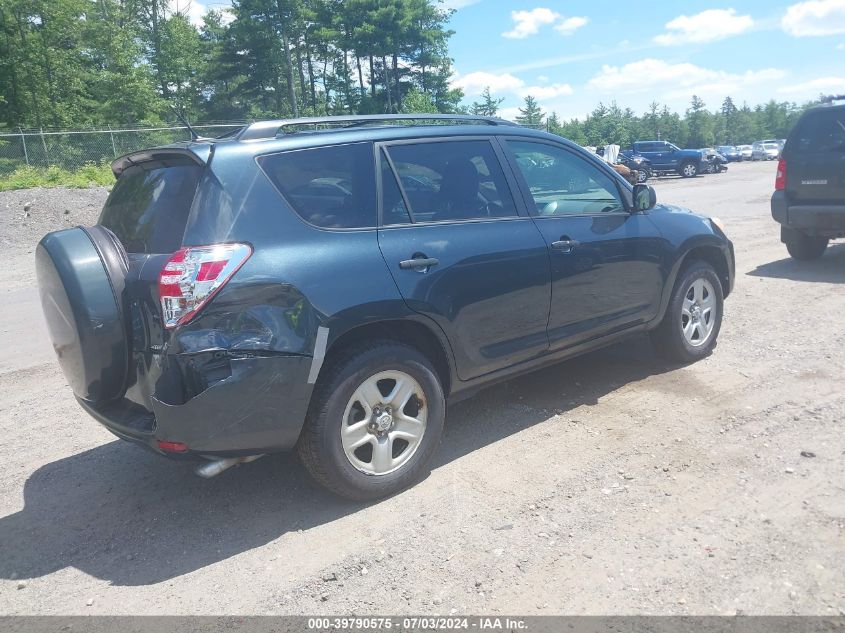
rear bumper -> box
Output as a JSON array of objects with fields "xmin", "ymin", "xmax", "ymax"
[
  {"xmin": 78, "ymin": 354, "xmax": 314, "ymax": 458},
  {"xmin": 771, "ymin": 191, "xmax": 845, "ymax": 236}
]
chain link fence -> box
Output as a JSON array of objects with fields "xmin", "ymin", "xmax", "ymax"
[{"xmin": 0, "ymin": 123, "xmax": 245, "ymax": 174}]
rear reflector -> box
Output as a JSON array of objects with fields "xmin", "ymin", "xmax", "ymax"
[
  {"xmin": 159, "ymin": 243, "xmax": 252, "ymax": 329},
  {"xmin": 775, "ymin": 159, "xmax": 787, "ymax": 190},
  {"xmin": 157, "ymin": 440, "xmax": 188, "ymax": 453}
]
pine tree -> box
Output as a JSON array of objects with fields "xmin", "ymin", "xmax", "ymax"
[
  {"xmin": 470, "ymin": 86, "xmax": 503, "ymax": 116},
  {"xmin": 515, "ymin": 95, "xmax": 544, "ymax": 127}
]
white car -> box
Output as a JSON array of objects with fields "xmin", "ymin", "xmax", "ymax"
[{"xmin": 738, "ymin": 144, "xmax": 753, "ymax": 160}]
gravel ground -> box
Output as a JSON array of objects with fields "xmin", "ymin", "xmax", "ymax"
[{"xmin": 1, "ymin": 161, "xmax": 844, "ymax": 615}]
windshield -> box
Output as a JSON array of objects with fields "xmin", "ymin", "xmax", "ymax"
[{"xmin": 99, "ymin": 159, "xmax": 202, "ymax": 253}]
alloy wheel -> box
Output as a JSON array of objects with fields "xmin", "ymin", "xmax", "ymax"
[
  {"xmin": 681, "ymin": 278, "xmax": 717, "ymax": 347},
  {"xmin": 341, "ymin": 370, "xmax": 427, "ymax": 475}
]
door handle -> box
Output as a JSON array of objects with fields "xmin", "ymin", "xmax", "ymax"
[
  {"xmin": 399, "ymin": 257, "xmax": 439, "ymax": 270},
  {"xmin": 550, "ymin": 238, "xmax": 580, "ymax": 253}
]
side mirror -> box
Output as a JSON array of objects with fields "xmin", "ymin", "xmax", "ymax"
[{"xmin": 633, "ymin": 184, "xmax": 657, "ymax": 211}]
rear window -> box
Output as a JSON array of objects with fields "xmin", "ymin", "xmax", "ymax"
[
  {"xmin": 99, "ymin": 159, "xmax": 202, "ymax": 253},
  {"xmin": 789, "ymin": 109, "xmax": 845, "ymax": 154},
  {"xmin": 258, "ymin": 143, "xmax": 377, "ymax": 229}
]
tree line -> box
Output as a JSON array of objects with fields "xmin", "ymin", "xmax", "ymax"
[
  {"xmin": 510, "ymin": 93, "xmax": 823, "ymax": 149},
  {"xmin": 0, "ymin": 0, "xmax": 462, "ymax": 129}
]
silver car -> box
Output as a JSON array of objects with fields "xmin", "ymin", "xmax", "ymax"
[
  {"xmin": 752, "ymin": 141, "xmax": 780, "ymax": 160},
  {"xmin": 738, "ymin": 144, "xmax": 753, "ymax": 160}
]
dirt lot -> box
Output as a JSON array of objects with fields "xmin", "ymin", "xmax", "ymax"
[{"xmin": 1, "ymin": 161, "xmax": 844, "ymax": 615}]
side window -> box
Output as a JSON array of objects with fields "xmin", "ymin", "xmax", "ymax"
[
  {"xmin": 258, "ymin": 142, "xmax": 376, "ymax": 228},
  {"xmin": 639, "ymin": 143, "xmax": 655, "ymax": 152},
  {"xmin": 384, "ymin": 140, "xmax": 517, "ymax": 222},
  {"xmin": 380, "ymin": 150, "xmax": 411, "ymax": 225},
  {"xmin": 506, "ymin": 140, "xmax": 627, "ymax": 216}
]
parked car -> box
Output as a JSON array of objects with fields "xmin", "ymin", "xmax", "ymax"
[
  {"xmin": 619, "ymin": 152, "xmax": 653, "ymax": 183},
  {"xmin": 623, "ymin": 141, "xmax": 709, "ymax": 177},
  {"xmin": 700, "ymin": 148, "xmax": 729, "ymax": 173},
  {"xmin": 738, "ymin": 144, "xmax": 753, "ymax": 161},
  {"xmin": 716, "ymin": 145, "xmax": 742, "ymax": 162},
  {"xmin": 771, "ymin": 100, "xmax": 845, "ymax": 260},
  {"xmin": 753, "ymin": 140, "xmax": 780, "ymax": 160},
  {"xmin": 36, "ymin": 114, "xmax": 735, "ymax": 500}
]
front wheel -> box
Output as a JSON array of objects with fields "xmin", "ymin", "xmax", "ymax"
[
  {"xmin": 636, "ymin": 169, "xmax": 649, "ymax": 183},
  {"xmin": 680, "ymin": 162, "xmax": 698, "ymax": 178},
  {"xmin": 297, "ymin": 341, "xmax": 445, "ymax": 500},
  {"xmin": 785, "ymin": 233, "xmax": 828, "ymax": 260},
  {"xmin": 651, "ymin": 261, "xmax": 724, "ymax": 363}
]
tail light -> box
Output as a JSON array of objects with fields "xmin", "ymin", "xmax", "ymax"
[
  {"xmin": 159, "ymin": 243, "xmax": 252, "ymax": 329},
  {"xmin": 775, "ymin": 159, "xmax": 787, "ymax": 190}
]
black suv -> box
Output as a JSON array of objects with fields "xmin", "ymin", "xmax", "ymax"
[
  {"xmin": 772, "ymin": 99, "xmax": 845, "ymax": 260},
  {"xmin": 36, "ymin": 115, "xmax": 734, "ymax": 500}
]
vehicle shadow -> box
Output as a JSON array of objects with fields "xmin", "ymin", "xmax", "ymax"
[
  {"xmin": 0, "ymin": 337, "xmax": 677, "ymax": 586},
  {"xmin": 747, "ymin": 243, "xmax": 845, "ymax": 283}
]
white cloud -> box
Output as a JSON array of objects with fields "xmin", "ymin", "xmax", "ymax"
[
  {"xmin": 778, "ymin": 76, "xmax": 845, "ymax": 95},
  {"xmin": 451, "ymin": 71, "xmax": 525, "ymax": 96},
  {"xmin": 502, "ymin": 8, "xmax": 588, "ymax": 39},
  {"xmin": 554, "ymin": 16, "xmax": 589, "ymax": 35},
  {"xmin": 522, "ymin": 83, "xmax": 574, "ymax": 99},
  {"xmin": 588, "ymin": 58, "xmax": 784, "ymax": 97},
  {"xmin": 503, "ymin": 8, "xmax": 560, "ymax": 39},
  {"xmin": 654, "ymin": 9, "xmax": 754, "ymax": 45},
  {"xmin": 782, "ymin": 0, "xmax": 845, "ymax": 36},
  {"xmin": 838, "ymin": 42, "xmax": 845, "ymax": 48},
  {"xmin": 451, "ymin": 71, "xmax": 572, "ymax": 100}
]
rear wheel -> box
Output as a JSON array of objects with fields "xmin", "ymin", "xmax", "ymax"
[
  {"xmin": 651, "ymin": 261, "xmax": 723, "ymax": 363},
  {"xmin": 680, "ymin": 161, "xmax": 698, "ymax": 178},
  {"xmin": 297, "ymin": 341, "xmax": 445, "ymax": 500},
  {"xmin": 636, "ymin": 169, "xmax": 648, "ymax": 183},
  {"xmin": 785, "ymin": 232, "xmax": 828, "ymax": 261}
]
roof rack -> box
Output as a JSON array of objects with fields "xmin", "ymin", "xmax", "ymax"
[
  {"xmin": 237, "ymin": 114, "xmax": 517, "ymax": 141},
  {"xmin": 821, "ymin": 94, "xmax": 845, "ymax": 104}
]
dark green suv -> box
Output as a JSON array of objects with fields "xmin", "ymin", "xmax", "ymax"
[{"xmin": 36, "ymin": 114, "xmax": 734, "ymax": 500}]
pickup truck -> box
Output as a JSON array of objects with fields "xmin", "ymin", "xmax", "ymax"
[{"xmin": 623, "ymin": 141, "xmax": 708, "ymax": 178}]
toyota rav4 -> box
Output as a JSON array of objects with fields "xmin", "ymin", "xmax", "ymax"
[{"xmin": 36, "ymin": 114, "xmax": 734, "ymax": 500}]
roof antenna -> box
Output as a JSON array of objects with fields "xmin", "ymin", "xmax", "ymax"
[{"xmin": 169, "ymin": 104, "xmax": 205, "ymax": 141}]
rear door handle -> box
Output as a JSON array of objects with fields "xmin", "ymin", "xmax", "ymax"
[
  {"xmin": 399, "ymin": 257, "xmax": 439, "ymax": 270},
  {"xmin": 550, "ymin": 238, "xmax": 580, "ymax": 253}
]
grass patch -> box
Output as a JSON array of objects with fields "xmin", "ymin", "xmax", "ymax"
[{"xmin": 0, "ymin": 163, "xmax": 114, "ymax": 191}]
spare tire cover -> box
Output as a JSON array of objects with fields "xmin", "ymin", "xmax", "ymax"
[{"xmin": 36, "ymin": 226, "xmax": 130, "ymax": 404}]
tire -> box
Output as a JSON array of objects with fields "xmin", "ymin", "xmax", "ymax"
[
  {"xmin": 680, "ymin": 161, "xmax": 698, "ymax": 178},
  {"xmin": 35, "ymin": 226, "xmax": 130, "ymax": 403},
  {"xmin": 650, "ymin": 261, "xmax": 724, "ymax": 363},
  {"xmin": 297, "ymin": 340, "xmax": 445, "ymax": 500},
  {"xmin": 636, "ymin": 170, "xmax": 648, "ymax": 183},
  {"xmin": 785, "ymin": 233, "xmax": 828, "ymax": 261}
]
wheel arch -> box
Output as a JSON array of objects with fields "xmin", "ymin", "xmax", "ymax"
[
  {"xmin": 655, "ymin": 241, "xmax": 732, "ymax": 326},
  {"xmin": 318, "ymin": 318, "xmax": 455, "ymax": 397}
]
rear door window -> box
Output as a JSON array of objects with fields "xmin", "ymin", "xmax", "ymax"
[
  {"xmin": 789, "ymin": 110, "xmax": 845, "ymax": 154},
  {"xmin": 258, "ymin": 143, "xmax": 377, "ymax": 229},
  {"xmin": 99, "ymin": 159, "xmax": 202, "ymax": 254},
  {"xmin": 384, "ymin": 140, "xmax": 517, "ymax": 223}
]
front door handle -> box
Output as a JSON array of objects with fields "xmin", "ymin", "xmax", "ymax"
[
  {"xmin": 399, "ymin": 256, "xmax": 439, "ymax": 270},
  {"xmin": 550, "ymin": 238, "xmax": 580, "ymax": 253}
]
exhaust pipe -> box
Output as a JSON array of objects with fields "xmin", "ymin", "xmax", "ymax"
[{"xmin": 195, "ymin": 454, "xmax": 263, "ymax": 479}]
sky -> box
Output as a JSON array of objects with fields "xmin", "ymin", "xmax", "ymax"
[
  {"xmin": 444, "ymin": 0, "xmax": 845, "ymax": 120},
  {"xmin": 179, "ymin": 0, "xmax": 845, "ymax": 121}
]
